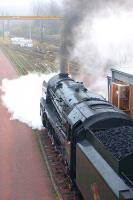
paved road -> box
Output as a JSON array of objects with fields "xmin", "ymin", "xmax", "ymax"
[{"xmin": 0, "ymin": 50, "xmax": 55, "ymax": 200}]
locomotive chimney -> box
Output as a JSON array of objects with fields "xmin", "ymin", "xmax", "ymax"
[{"xmin": 59, "ymin": 73, "xmax": 68, "ymax": 78}]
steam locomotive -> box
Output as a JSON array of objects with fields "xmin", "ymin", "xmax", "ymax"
[{"xmin": 40, "ymin": 73, "xmax": 133, "ymax": 200}]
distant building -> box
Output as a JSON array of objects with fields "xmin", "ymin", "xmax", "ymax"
[
  {"xmin": 11, "ymin": 37, "xmax": 24, "ymax": 45},
  {"xmin": 108, "ymin": 68, "xmax": 133, "ymax": 117},
  {"xmin": 11, "ymin": 37, "xmax": 33, "ymax": 48},
  {"xmin": 19, "ymin": 39, "xmax": 33, "ymax": 48}
]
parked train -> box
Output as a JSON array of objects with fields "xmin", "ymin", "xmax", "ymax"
[{"xmin": 40, "ymin": 73, "xmax": 133, "ymax": 200}]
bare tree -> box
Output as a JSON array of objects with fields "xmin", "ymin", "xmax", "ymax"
[
  {"xmin": 31, "ymin": 0, "xmax": 62, "ymax": 41},
  {"xmin": 32, "ymin": 0, "xmax": 49, "ymax": 16},
  {"xmin": 32, "ymin": 0, "xmax": 63, "ymax": 15}
]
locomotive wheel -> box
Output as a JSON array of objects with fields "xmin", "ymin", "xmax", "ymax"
[{"xmin": 40, "ymin": 109, "xmax": 47, "ymax": 127}]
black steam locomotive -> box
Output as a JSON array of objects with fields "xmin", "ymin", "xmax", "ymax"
[{"xmin": 40, "ymin": 73, "xmax": 133, "ymax": 200}]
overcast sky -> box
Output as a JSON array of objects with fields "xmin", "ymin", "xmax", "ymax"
[
  {"xmin": 0, "ymin": 0, "xmax": 63, "ymax": 15},
  {"xmin": 0, "ymin": 0, "xmax": 33, "ymax": 15}
]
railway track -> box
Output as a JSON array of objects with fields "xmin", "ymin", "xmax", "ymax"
[
  {"xmin": 1, "ymin": 45, "xmax": 27, "ymax": 75},
  {"xmin": 0, "ymin": 43, "xmax": 57, "ymax": 74},
  {"xmin": 38, "ymin": 130, "xmax": 81, "ymax": 200},
  {"xmin": 0, "ymin": 42, "xmax": 80, "ymax": 76}
]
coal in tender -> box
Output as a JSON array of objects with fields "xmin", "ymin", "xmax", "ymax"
[{"xmin": 94, "ymin": 126, "xmax": 133, "ymax": 160}]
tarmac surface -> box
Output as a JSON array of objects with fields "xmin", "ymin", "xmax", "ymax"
[{"xmin": 0, "ymin": 50, "xmax": 55, "ymax": 200}]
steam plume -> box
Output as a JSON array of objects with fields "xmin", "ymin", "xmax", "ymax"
[
  {"xmin": 60, "ymin": 0, "xmax": 108, "ymax": 73},
  {"xmin": 60, "ymin": 0, "xmax": 133, "ymax": 95},
  {"xmin": 1, "ymin": 73, "xmax": 57, "ymax": 130},
  {"xmin": 60, "ymin": 0, "xmax": 95, "ymax": 73}
]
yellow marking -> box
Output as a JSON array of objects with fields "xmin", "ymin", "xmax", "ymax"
[{"xmin": 0, "ymin": 16, "xmax": 63, "ymax": 20}]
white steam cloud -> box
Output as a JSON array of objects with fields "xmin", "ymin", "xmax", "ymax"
[
  {"xmin": 1, "ymin": 73, "xmax": 57, "ymax": 130},
  {"xmin": 72, "ymin": 5, "xmax": 133, "ymax": 95}
]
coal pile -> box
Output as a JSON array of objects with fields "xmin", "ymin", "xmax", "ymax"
[{"xmin": 95, "ymin": 126, "xmax": 133, "ymax": 160}]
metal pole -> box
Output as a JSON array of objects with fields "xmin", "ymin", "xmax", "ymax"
[
  {"xmin": 3, "ymin": 20, "xmax": 4, "ymax": 40},
  {"xmin": 29, "ymin": 22, "xmax": 31, "ymax": 39}
]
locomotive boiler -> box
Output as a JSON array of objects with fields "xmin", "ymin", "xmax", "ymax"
[{"xmin": 40, "ymin": 73, "xmax": 133, "ymax": 200}]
